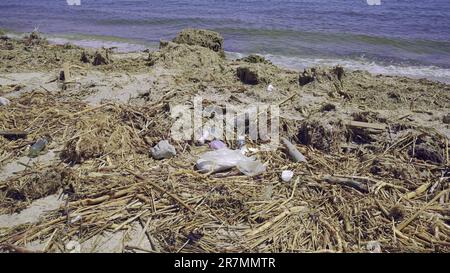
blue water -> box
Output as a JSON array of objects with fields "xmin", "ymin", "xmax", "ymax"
[{"xmin": 1, "ymin": 0, "xmax": 450, "ymax": 81}]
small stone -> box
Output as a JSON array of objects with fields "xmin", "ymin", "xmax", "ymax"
[
  {"xmin": 150, "ymin": 140, "xmax": 176, "ymax": 160},
  {"xmin": 443, "ymin": 114, "xmax": 450, "ymax": 124}
]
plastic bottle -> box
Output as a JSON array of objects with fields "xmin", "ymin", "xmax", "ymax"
[{"xmin": 28, "ymin": 138, "xmax": 48, "ymax": 158}]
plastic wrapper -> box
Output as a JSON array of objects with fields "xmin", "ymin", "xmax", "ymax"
[{"xmin": 196, "ymin": 148, "xmax": 265, "ymax": 176}]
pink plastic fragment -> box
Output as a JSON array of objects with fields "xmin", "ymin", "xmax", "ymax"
[{"xmin": 209, "ymin": 140, "xmax": 227, "ymax": 150}]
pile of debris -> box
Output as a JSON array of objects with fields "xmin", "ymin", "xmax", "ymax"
[{"xmin": 0, "ymin": 29, "xmax": 449, "ymax": 253}]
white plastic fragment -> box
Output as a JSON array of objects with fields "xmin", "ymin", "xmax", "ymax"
[
  {"xmin": 0, "ymin": 97, "xmax": 11, "ymax": 106},
  {"xmin": 209, "ymin": 140, "xmax": 227, "ymax": 150},
  {"xmin": 70, "ymin": 215, "xmax": 82, "ymax": 224},
  {"xmin": 267, "ymin": 84, "xmax": 274, "ymax": 92},
  {"xmin": 150, "ymin": 140, "xmax": 176, "ymax": 160},
  {"xmin": 196, "ymin": 129, "xmax": 210, "ymax": 145},
  {"xmin": 237, "ymin": 160, "xmax": 266, "ymax": 177},
  {"xmin": 196, "ymin": 148, "xmax": 265, "ymax": 176},
  {"xmin": 281, "ymin": 170, "xmax": 294, "ymax": 182},
  {"xmin": 366, "ymin": 241, "xmax": 382, "ymax": 253}
]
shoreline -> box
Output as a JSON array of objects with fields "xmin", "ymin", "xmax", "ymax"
[{"xmin": 3, "ymin": 29, "xmax": 450, "ymax": 84}]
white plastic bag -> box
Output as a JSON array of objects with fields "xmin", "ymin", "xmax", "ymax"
[{"xmin": 196, "ymin": 148, "xmax": 265, "ymax": 176}]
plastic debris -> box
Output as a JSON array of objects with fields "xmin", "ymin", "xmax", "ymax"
[
  {"xmin": 281, "ymin": 137, "xmax": 307, "ymax": 163},
  {"xmin": 267, "ymin": 84, "xmax": 274, "ymax": 92},
  {"xmin": 28, "ymin": 138, "xmax": 48, "ymax": 158},
  {"xmin": 281, "ymin": 170, "xmax": 294, "ymax": 182},
  {"xmin": 196, "ymin": 129, "xmax": 210, "ymax": 146},
  {"xmin": 150, "ymin": 140, "xmax": 176, "ymax": 160},
  {"xmin": 70, "ymin": 215, "xmax": 82, "ymax": 224},
  {"xmin": 0, "ymin": 97, "xmax": 11, "ymax": 106},
  {"xmin": 366, "ymin": 241, "xmax": 382, "ymax": 253},
  {"xmin": 196, "ymin": 148, "xmax": 265, "ymax": 176},
  {"xmin": 209, "ymin": 140, "xmax": 227, "ymax": 150},
  {"xmin": 237, "ymin": 160, "xmax": 266, "ymax": 176},
  {"xmin": 237, "ymin": 138, "xmax": 246, "ymax": 149}
]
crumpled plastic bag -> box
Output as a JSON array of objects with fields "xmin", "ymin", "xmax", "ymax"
[
  {"xmin": 196, "ymin": 148, "xmax": 265, "ymax": 176},
  {"xmin": 236, "ymin": 160, "xmax": 266, "ymax": 176}
]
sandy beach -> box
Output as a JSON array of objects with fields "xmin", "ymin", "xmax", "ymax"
[{"xmin": 0, "ymin": 29, "xmax": 449, "ymax": 253}]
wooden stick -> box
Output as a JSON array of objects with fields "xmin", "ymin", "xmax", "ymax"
[
  {"xmin": 246, "ymin": 206, "xmax": 307, "ymax": 237},
  {"xmin": 0, "ymin": 130, "xmax": 28, "ymax": 139},
  {"xmin": 397, "ymin": 189, "xmax": 449, "ymax": 231},
  {"xmin": 343, "ymin": 120, "xmax": 386, "ymax": 130},
  {"xmin": 402, "ymin": 182, "xmax": 431, "ymax": 200},
  {"xmin": 63, "ymin": 62, "xmax": 71, "ymax": 83},
  {"xmin": 281, "ymin": 137, "xmax": 307, "ymax": 163},
  {"xmin": 323, "ymin": 175, "xmax": 369, "ymax": 193}
]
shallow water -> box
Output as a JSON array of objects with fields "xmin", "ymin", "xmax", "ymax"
[{"xmin": 1, "ymin": 0, "xmax": 450, "ymax": 81}]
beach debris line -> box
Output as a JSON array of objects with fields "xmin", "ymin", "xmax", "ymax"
[
  {"xmin": 240, "ymin": 54, "xmax": 272, "ymax": 64},
  {"xmin": 172, "ymin": 28, "xmax": 225, "ymax": 57},
  {"xmin": 150, "ymin": 140, "xmax": 177, "ymax": 160},
  {"xmin": 0, "ymin": 28, "xmax": 449, "ymax": 253}
]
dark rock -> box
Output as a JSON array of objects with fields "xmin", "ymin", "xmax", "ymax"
[
  {"xmin": 320, "ymin": 103, "xmax": 336, "ymax": 112},
  {"xmin": 443, "ymin": 114, "xmax": 450, "ymax": 124},
  {"xmin": 237, "ymin": 67, "xmax": 259, "ymax": 85}
]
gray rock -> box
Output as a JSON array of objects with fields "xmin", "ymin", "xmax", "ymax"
[{"xmin": 150, "ymin": 140, "xmax": 176, "ymax": 160}]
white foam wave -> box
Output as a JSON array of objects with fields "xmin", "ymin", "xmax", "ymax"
[
  {"xmin": 48, "ymin": 37, "xmax": 149, "ymax": 52},
  {"xmin": 265, "ymin": 54, "xmax": 450, "ymax": 84}
]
